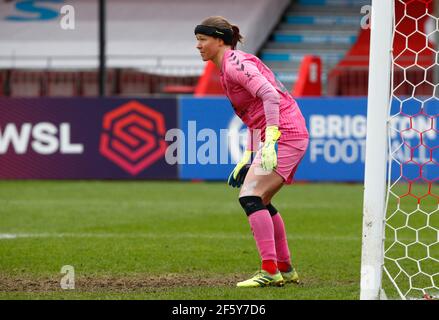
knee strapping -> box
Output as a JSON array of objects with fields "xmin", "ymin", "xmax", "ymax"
[
  {"xmin": 239, "ymin": 196, "xmax": 266, "ymax": 216},
  {"xmin": 266, "ymin": 203, "xmax": 279, "ymax": 217}
]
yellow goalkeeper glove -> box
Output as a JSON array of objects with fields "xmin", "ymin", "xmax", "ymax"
[
  {"xmin": 261, "ymin": 126, "xmax": 281, "ymax": 171},
  {"xmin": 228, "ymin": 150, "xmax": 253, "ymax": 188}
]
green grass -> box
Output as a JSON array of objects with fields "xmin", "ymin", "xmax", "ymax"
[{"xmin": 0, "ymin": 181, "xmax": 382, "ymax": 299}]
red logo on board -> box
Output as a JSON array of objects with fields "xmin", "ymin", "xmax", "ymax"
[{"xmin": 100, "ymin": 101, "xmax": 167, "ymax": 175}]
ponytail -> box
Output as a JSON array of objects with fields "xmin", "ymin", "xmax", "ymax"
[{"xmin": 231, "ymin": 25, "xmax": 243, "ymax": 50}]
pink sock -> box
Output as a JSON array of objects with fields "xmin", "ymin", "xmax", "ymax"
[
  {"xmin": 271, "ymin": 213, "xmax": 291, "ymax": 264},
  {"xmin": 248, "ymin": 210, "xmax": 277, "ymax": 262}
]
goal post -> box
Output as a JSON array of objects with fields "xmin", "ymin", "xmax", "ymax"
[
  {"xmin": 360, "ymin": 0, "xmax": 394, "ymax": 301},
  {"xmin": 361, "ymin": 0, "xmax": 439, "ymax": 300}
]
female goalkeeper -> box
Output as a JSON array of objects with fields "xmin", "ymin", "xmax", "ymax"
[{"xmin": 194, "ymin": 16, "xmax": 309, "ymax": 288}]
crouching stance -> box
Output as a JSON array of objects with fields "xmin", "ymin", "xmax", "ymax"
[{"xmin": 194, "ymin": 16, "xmax": 309, "ymax": 287}]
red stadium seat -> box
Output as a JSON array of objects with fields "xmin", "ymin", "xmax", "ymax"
[
  {"xmin": 0, "ymin": 70, "xmax": 6, "ymax": 96},
  {"xmin": 118, "ymin": 70, "xmax": 151, "ymax": 95},
  {"xmin": 47, "ymin": 71, "xmax": 80, "ymax": 97},
  {"xmin": 160, "ymin": 74, "xmax": 197, "ymax": 94},
  {"xmin": 10, "ymin": 70, "xmax": 45, "ymax": 97},
  {"xmin": 80, "ymin": 70, "xmax": 115, "ymax": 96}
]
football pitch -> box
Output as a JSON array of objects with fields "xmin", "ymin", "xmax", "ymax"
[{"xmin": 0, "ymin": 181, "xmax": 366, "ymax": 300}]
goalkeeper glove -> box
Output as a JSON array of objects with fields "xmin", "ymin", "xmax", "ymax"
[
  {"xmin": 228, "ymin": 150, "xmax": 253, "ymax": 188},
  {"xmin": 261, "ymin": 126, "xmax": 281, "ymax": 171}
]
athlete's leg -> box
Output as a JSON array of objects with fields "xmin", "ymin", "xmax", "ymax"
[
  {"xmin": 238, "ymin": 164, "xmax": 284, "ymax": 275},
  {"xmin": 236, "ymin": 138, "xmax": 307, "ymax": 286},
  {"xmin": 238, "ymin": 138, "xmax": 307, "ymax": 285},
  {"xmin": 236, "ymin": 165, "xmax": 286, "ymax": 287},
  {"xmin": 266, "ymin": 203, "xmax": 290, "ymax": 265},
  {"xmin": 241, "ymin": 166, "xmax": 300, "ymax": 283},
  {"xmin": 239, "ymin": 164, "xmax": 284, "ymax": 202}
]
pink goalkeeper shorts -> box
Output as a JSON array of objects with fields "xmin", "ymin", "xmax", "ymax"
[{"xmin": 253, "ymin": 138, "xmax": 309, "ymax": 184}]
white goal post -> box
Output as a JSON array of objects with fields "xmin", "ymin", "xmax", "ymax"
[
  {"xmin": 360, "ymin": 0, "xmax": 393, "ymax": 301},
  {"xmin": 361, "ymin": 0, "xmax": 439, "ymax": 300}
]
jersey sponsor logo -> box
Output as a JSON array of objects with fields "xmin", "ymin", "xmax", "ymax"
[{"xmin": 100, "ymin": 101, "xmax": 168, "ymax": 175}]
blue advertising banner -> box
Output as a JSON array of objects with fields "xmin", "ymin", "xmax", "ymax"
[
  {"xmin": 179, "ymin": 96, "xmax": 439, "ymax": 182},
  {"xmin": 179, "ymin": 96, "xmax": 369, "ymax": 181},
  {"xmin": 295, "ymin": 98, "xmax": 367, "ymax": 181},
  {"xmin": 177, "ymin": 97, "xmax": 240, "ymax": 180}
]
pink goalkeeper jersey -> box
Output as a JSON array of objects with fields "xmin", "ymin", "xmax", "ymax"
[{"xmin": 219, "ymin": 49, "xmax": 309, "ymax": 142}]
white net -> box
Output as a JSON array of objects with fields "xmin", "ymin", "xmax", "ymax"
[{"xmin": 384, "ymin": 0, "xmax": 439, "ymax": 300}]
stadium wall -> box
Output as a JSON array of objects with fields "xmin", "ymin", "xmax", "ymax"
[{"xmin": 1, "ymin": 96, "xmax": 436, "ymax": 182}]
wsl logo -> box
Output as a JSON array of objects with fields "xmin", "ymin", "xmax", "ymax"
[
  {"xmin": 0, "ymin": 122, "xmax": 83, "ymax": 155},
  {"xmin": 99, "ymin": 101, "xmax": 168, "ymax": 176}
]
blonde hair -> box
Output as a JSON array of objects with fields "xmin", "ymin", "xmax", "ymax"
[{"xmin": 200, "ymin": 16, "xmax": 243, "ymax": 49}]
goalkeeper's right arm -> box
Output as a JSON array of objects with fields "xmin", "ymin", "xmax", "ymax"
[{"xmin": 227, "ymin": 129, "xmax": 255, "ymax": 188}]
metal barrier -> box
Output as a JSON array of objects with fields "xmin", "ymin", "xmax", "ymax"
[
  {"xmin": 0, "ymin": 68, "xmax": 200, "ymax": 97},
  {"xmin": 0, "ymin": 54, "xmax": 203, "ymax": 97}
]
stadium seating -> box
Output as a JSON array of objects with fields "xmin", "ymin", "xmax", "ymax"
[
  {"xmin": 0, "ymin": 0, "xmax": 290, "ymax": 96},
  {"xmin": 1, "ymin": 0, "xmax": 373, "ymax": 97},
  {"xmin": 260, "ymin": 0, "xmax": 370, "ymax": 94},
  {"xmin": 118, "ymin": 70, "xmax": 152, "ymax": 96},
  {"xmin": 327, "ymin": 0, "xmax": 435, "ymax": 96},
  {"xmin": 0, "ymin": 70, "xmax": 5, "ymax": 96},
  {"xmin": 80, "ymin": 70, "xmax": 115, "ymax": 97},
  {"xmin": 47, "ymin": 71, "xmax": 80, "ymax": 97},
  {"xmin": 9, "ymin": 70, "xmax": 45, "ymax": 97},
  {"xmin": 3, "ymin": 0, "xmax": 410, "ymax": 97}
]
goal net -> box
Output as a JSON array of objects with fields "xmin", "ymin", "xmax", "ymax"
[
  {"xmin": 383, "ymin": 0, "xmax": 439, "ymax": 300},
  {"xmin": 362, "ymin": 0, "xmax": 439, "ymax": 300}
]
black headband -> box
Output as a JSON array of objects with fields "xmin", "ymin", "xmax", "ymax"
[{"xmin": 194, "ymin": 25, "xmax": 233, "ymax": 45}]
